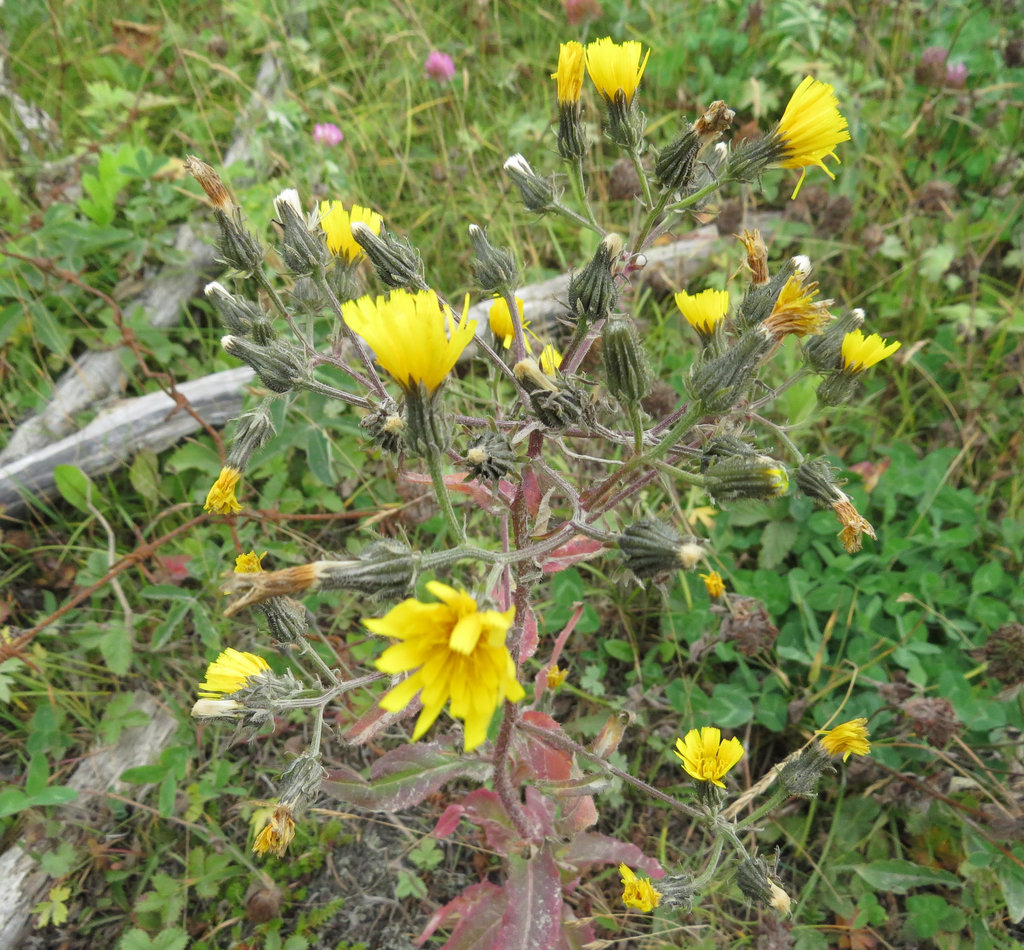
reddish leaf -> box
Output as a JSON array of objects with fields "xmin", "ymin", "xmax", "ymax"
[
  {"xmin": 539, "ymin": 537, "xmax": 604, "ymax": 574},
  {"xmin": 518, "ymin": 606, "xmax": 539, "ymax": 662},
  {"xmin": 416, "ymin": 881, "xmax": 505, "ymax": 948},
  {"xmin": 433, "ymin": 788, "xmax": 519, "ymax": 854},
  {"xmin": 515, "ymin": 712, "xmax": 573, "ymax": 781},
  {"xmin": 521, "ymin": 469, "xmax": 542, "ymax": 520},
  {"xmin": 342, "ymin": 698, "xmax": 419, "ymax": 746},
  {"xmin": 556, "ymin": 906, "xmax": 596, "ymax": 950},
  {"xmin": 561, "ymin": 832, "xmax": 664, "ymax": 878},
  {"xmin": 322, "ymin": 743, "xmax": 489, "ymax": 811},
  {"xmin": 432, "ymin": 803, "xmax": 464, "ymax": 839},
  {"xmin": 495, "ymin": 845, "xmax": 563, "ymax": 950},
  {"xmin": 522, "ymin": 786, "xmax": 557, "ymax": 839}
]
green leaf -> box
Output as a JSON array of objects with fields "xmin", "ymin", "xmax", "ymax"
[
  {"xmin": 851, "ymin": 859, "xmax": 961, "ymax": 893},
  {"xmin": 704, "ymin": 684, "xmax": 755, "ymax": 728},
  {"xmin": 760, "ymin": 519, "xmax": 799, "ymax": 570},
  {"xmin": 53, "ymin": 464, "xmax": 94, "ymax": 512},
  {"xmin": 129, "ymin": 449, "xmax": 161, "ymax": 503},
  {"xmin": 998, "ymin": 864, "xmax": 1024, "ymax": 922},
  {"xmin": 603, "ymin": 639, "xmax": 634, "ymax": 662}
]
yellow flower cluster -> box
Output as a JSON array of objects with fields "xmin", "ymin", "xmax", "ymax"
[{"xmin": 674, "ymin": 726, "xmax": 744, "ymax": 788}]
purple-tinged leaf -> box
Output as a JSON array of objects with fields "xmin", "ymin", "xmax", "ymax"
[
  {"xmin": 556, "ymin": 905, "xmax": 596, "ymax": 950},
  {"xmin": 322, "ymin": 743, "xmax": 490, "ymax": 812},
  {"xmin": 416, "ymin": 881, "xmax": 505, "ymax": 949},
  {"xmin": 342, "ymin": 699, "xmax": 419, "ymax": 746},
  {"xmin": 560, "ymin": 832, "xmax": 664, "ymax": 878},
  {"xmin": 495, "ymin": 845, "xmax": 563, "ymax": 950},
  {"xmin": 432, "ymin": 788, "xmax": 520, "ymax": 854},
  {"xmin": 519, "ymin": 605, "xmax": 539, "ymax": 661},
  {"xmin": 540, "ymin": 537, "xmax": 604, "ymax": 574}
]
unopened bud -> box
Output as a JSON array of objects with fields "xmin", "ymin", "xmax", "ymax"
[
  {"xmin": 469, "ymin": 224, "xmax": 518, "ymax": 295},
  {"xmin": 704, "ymin": 455, "xmax": 789, "ymax": 502},
  {"xmin": 215, "ymin": 207, "xmax": 265, "ymax": 276},
  {"xmin": 274, "ymin": 189, "xmax": 327, "ymax": 276},
  {"xmin": 205, "ymin": 281, "xmax": 263, "ymax": 333},
  {"xmin": 351, "ymin": 222, "xmax": 426, "ymax": 290},
  {"xmin": 221, "ymin": 335, "xmax": 305, "ymax": 393},
  {"xmin": 226, "ymin": 403, "xmax": 276, "ymax": 472},
  {"xmin": 687, "ymin": 329, "xmax": 772, "ymax": 412},
  {"xmin": 602, "ymin": 315, "xmax": 651, "ymax": 405},
  {"xmin": 619, "ymin": 519, "xmax": 705, "ymax": 579},
  {"xmin": 504, "ymin": 154, "xmax": 557, "ymax": 213},
  {"xmin": 655, "ymin": 123, "xmax": 701, "ymax": 192},
  {"xmin": 568, "ymin": 233, "xmax": 622, "ymax": 324}
]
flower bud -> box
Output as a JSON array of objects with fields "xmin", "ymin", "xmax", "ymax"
[
  {"xmin": 602, "ymin": 315, "xmax": 651, "ymax": 405},
  {"xmin": 469, "ymin": 225, "xmax": 518, "ymax": 295},
  {"xmin": 655, "ymin": 123, "xmax": 701, "ymax": 192},
  {"xmin": 274, "ymin": 189, "xmax": 328, "ymax": 276},
  {"xmin": 465, "ymin": 432, "xmax": 517, "ymax": 483},
  {"xmin": 226, "ymin": 403, "xmax": 276, "ymax": 472},
  {"xmin": 504, "ymin": 154, "xmax": 557, "ymax": 213},
  {"xmin": 734, "ymin": 261, "xmax": 797, "ymax": 330},
  {"xmin": 205, "ymin": 281, "xmax": 263, "ymax": 333},
  {"xmin": 351, "ymin": 222, "xmax": 426, "ymax": 290},
  {"xmin": 736, "ymin": 854, "xmax": 791, "ymax": 915},
  {"xmin": 221, "ymin": 335, "xmax": 305, "ymax": 393},
  {"xmin": 687, "ymin": 329, "xmax": 772, "ymax": 412},
  {"xmin": 704, "ymin": 455, "xmax": 789, "ymax": 502},
  {"xmin": 258, "ymin": 595, "xmax": 310, "ymax": 643},
  {"xmin": 793, "ymin": 457, "xmax": 847, "ymax": 507},
  {"xmin": 619, "ymin": 519, "xmax": 705, "ymax": 579},
  {"xmin": 568, "ymin": 233, "xmax": 622, "ymax": 325},
  {"xmin": 779, "ymin": 744, "xmax": 835, "ymax": 797},
  {"xmin": 215, "ymin": 207, "xmax": 265, "ymax": 276}
]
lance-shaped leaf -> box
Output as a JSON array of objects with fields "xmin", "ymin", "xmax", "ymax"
[
  {"xmin": 561, "ymin": 831, "xmax": 664, "ymax": 878},
  {"xmin": 415, "ymin": 881, "xmax": 505, "ymax": 949},
  {"xmin": 323, "ymin": 742, "xmax": 489, "ymax": 811},
  {"xmin": 495, "ymin": 844, "xmax": 563, "ymax": 950}
]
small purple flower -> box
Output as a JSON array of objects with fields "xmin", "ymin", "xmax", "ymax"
[
  {"xmin": 313, "ymin": 123, "xmax": 344, "ymax": 147},
  {"xmin": 945, "ymin": 62, "xmax": 968, "ymax": 88},
  {"xmin": 920, "ymin": 45, "xmax": 949, "ymax": 68},
  {"xmin": 425, "ymin": 50, "xmax": 455, "ymax": 83}
]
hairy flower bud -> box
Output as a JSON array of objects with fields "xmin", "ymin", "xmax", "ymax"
[
  {"xmin": 568, "ymin": 233, "xmax": 622, "ymax": 325},
  {"xmin": 221, "ymin": 335, "xmax": 305, "ymax": 393},
  {"xmin": 274, "ymin": 189, "xmax": 328, "ymax": 276},
  {"xmin": 687, "ymin": 329, "xmax": 773, "ymax": 412},
  {"xmin": 704, "ymin": 455, "xmax": 789, "ymax": 502},
  {"xmin": 655, "ymin": 123, "xmax": 701, "ymax": 192},
  {"xmin": 351, "ymin": 222, "xmax": 426, "ymax": 290},
  {"xmin": 779, "ymin": 743, "xmax": 835, "ymax": 797},
  {"xmin": 205, "ymin": 282, "xmax": 264, "ymax": 333},
  {"xmin": 619, "ymin": 519, "xmax": 705, "ymax": 579},
  {"xmin": 469, "ymin": 224, "xmax": 518, "ymax": 295},
  {"xmin": 226, "ymin": 403, "xmax": 276, "ymax": 472},
  {"xmin": 504, "ymin": 154, "xmax": 557, "ymax": 213},
  {"xmin": 602, "ymin": 315, "xmax": 651, "ymax": 405}
]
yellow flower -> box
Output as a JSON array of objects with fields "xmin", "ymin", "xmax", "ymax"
[
  {"xmin": 674, "ymin": 726, "xmax": 744, "ymax": 788},
  {"xmin": 763, "ymin": 275, "xmax": 832, "ymax": 339},
  {"xmin": 700, "ymin": 570, "xmax": 726, "ymax": 599},
  {"xmin": 546, "ymin": 665, "xmax": 568, "ymax": 689},
  {"xmin": 319, "ymin": 201, "xmax": 383, "ymax": 261},
  {"xmin": 818, "ymin": 718, "xmax": 871, "ymax": 761},
  {"xmin": 675, "ymin": 289, "xmax": 729, "ymax": 335},
  {"xmin": 366, "ymin": 581, "xmax": 524, "ymax": 751},
  {"xmin": 841, "ymin": 329, "xmax": 901, "ymax": 374},
  {"xmin": 619, "ymin": 864, "xmax": 661, "ymax": 913},
  {"xmin": 234, "ymin": 550, "xmax": 266, "ymax": 574},
  {"xmin": 198, "ymin": 648, "xmax": 271, "ymax": 698},
  {"xmin": 775, "ymin": 76, "xmax": 851, "ymax": 198},
  {"xmin": 204, "ymin": 466, "xmax": 243, "ymax": 514},
  {"xmin": 341, "ymin": 290, "xmax": 477, "ymax": 395},
  {"xmin": 489, "ymin": 296, "xmax": 527, "ymax": 349},
  {"xmin": 252, "ymin": 804, "xmax": 296, "ymax": 857},
  {"xmin": 539, "ymin": 343, "xmax": 562, "ymax": 376},
  {"xmin": 585, "ymin": 37, "xmax": 650, "ymax": 104},
  {"xmin": 552, "ymin": 41, "xmax": 586, "ymax": 104}
]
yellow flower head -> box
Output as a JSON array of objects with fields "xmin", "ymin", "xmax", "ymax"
[
  {"xmin": 546, "ymin": 665, "xmax": 568, "ymax": 689},
  {"xmin": 198, "ymin": 648, "xmax": 271, "ymax": 698},
  {"xmin": 619, "ymin": 864, "xmax": 662, "ymax": 913},
  {"xmin": 775, "ymin": 76, "xmax": 851, "ymax": 198},
  {"xmin": 253, "ymin": 804, "xmax": 296, "ymax": 857},
  {"xmin": 489, "ymin": 296, "xmax": 527, "ymax": 350},
  {"xmin": 818, "ymin": 718, "xmax": 871, "ymax": 761},
  {"xmin": 585, "ymin": 37, "xmax": 650, "ymax": 105},
  {"xmin": 234, "ymin": 550, "xmax": 266, "ymax": 574},
  {"xmin": 539, "ymin": 343, "xmax": 562, "ymax": 376},
  {"xmin": 674, "ymin": 727, "xmax": 744, "ymax": 788},
  {"xmin": 366, "ymin": 581, "xmax": 524, "ymax": 751},
  {"xmin": 763, "ymin": 275, "xmax": 832, "ymax": 340},
  {"xmin": 675, "ymin": 289, "xmax": 730, "ymax": 335},
  {"xmin": 841, "ymin": 329, "xmax": 901, "ymax": 374},
  {"xmin": 341, "ymin": 290, "xmax": 477, "ymax": 395},
  {"xmin": 204, "ymin": 466, "xmax": 243, "ymax": 514},
  {"xmin": 319, "ymin": 201, "xmax": 384, "ymax": 261},
  {"xmin": 700, "ymin": 570, "xmax": 726, "ymax": 599},
  {"xmin": 552, "ymin": 41, "xmax": 586, "ymax": 105}
]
